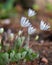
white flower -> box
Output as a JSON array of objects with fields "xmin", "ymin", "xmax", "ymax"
[
  {"xmin": 28, "ymin": 26, "xmax": 36, "ymax": 35},
  {"xmin": 0, "ymin": 28, "xmax": 4, "ymax": 34},
  {"xmin": 28, "ymin": 8, "xmax": 36, "ymax": 17},
  {"xmin": 20, "ymin": 17, "xmax": 31, "ymax": 27},
  {"xmin": 40, "ymin": 20, "xmax": 50, "ymax": 30}
]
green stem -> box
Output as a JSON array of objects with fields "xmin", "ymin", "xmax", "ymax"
[{"xmin": 26, "ymin": 35, "xmax": 30, "ymax": 47}]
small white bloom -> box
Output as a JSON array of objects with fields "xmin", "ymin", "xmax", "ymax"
[
  {"xmin": 20, "ymin": 17, "xmax": 31, "ymax": 27},
  {"xmin": 28, "ymin": 26, "xmax": 36, "ymax": 35},
  {"xmin": 28, "ymin": 8, "xmax": 36, "ymax": 17},
  {"xmin": 40, "ymin": 20, "xmax": 50, "ymax": 30},
  {"xmin": 9, "ymin": 33, "xmax": 14, "ymax": 41},
  {"xmin": 0, "ymin": 28, "xmax": 4, "ymax": 34},
  {"xmin": 35, "ymin": 35, "xmax": 39, "ymax": 41},
  {"xmin": 18, "ymin": 30, "xmax": 23, "ymax": 36}
]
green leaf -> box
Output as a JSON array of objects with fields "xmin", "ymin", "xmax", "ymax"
[
  {"xmin": 30, "ymin": 53, "xmax": 39, "ymax": 60},
  {"xmin": 21, "ymin": 51, "xmax": 27, "ymax": 59},
  {"xmin": 27, "ymin": 49, "xmax": 33, "ymax": 54},
  {"xmin": 14, "ymin": 37, "xmax": 24, "ymax": 50},
  {"xmin": 0, "ymin": 52, "xmax": 9, "ymax": 65},
  {"xmin": 17, "ymin": 37, "xmax": 23, "ymax": 47},
  {"xmin": 10, "ymin": 50, "xmax": 15, "ymax": 60},
  {"xmin": 15, "ymin": 53, "xmax": 21, "ymax": 61}
]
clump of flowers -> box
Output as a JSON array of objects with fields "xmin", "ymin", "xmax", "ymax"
[
  {"xmin": 20, "ymin": 8, "xmax": 50, "ymax": 44},
  {"xmin": 0, "ymin": 8, "xmax": 51, "ymax": 65}
]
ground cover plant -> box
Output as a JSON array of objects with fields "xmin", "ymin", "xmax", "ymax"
[{"xmin": 0, "ymin": 5, "xmax": 51, "ymax": 65}]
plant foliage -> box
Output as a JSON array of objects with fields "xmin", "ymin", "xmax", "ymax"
[{"xmin": 0, "ymin": 36, "xmax": 39, "ymax": 65}]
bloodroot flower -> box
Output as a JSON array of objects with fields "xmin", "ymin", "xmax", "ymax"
[
  {"xmin": 40, "ymin": 20, "xmax": 50, "ymax": 30},
  {"xmin": 28, "ymin": 8, "xmax": 36, "ymax": 17},
  {"xmin": 28, "ymin": 26, "xmax": 36, "ymax": 35},
  {"xmin": 20, "ymin": 17, "xmax": 31, "ymax": 27}
]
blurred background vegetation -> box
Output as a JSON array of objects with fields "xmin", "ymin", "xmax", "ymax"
[{"xmin": 0, "ymin": 0, "xmax": 52, "ymax": 21}]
